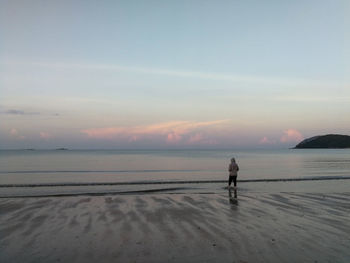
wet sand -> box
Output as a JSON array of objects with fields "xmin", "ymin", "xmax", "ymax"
[{"xmin": 1, "ymin": 190, "xmax": 350, "ymax": 262}]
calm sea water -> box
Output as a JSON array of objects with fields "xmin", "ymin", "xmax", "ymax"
[{"xmin": 1, "ymin": 149, "xmax": 350, "ymax": 186}]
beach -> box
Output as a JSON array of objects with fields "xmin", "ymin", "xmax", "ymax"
[
  {"xmin": 2, "ymin": 0, "xmax": 349, "ymax": 261},
  {"xmin": 1, "ymin": 182, "xmax": 350, "ymax": 263}
]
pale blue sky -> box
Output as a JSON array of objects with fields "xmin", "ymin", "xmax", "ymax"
[{"xmin": 1, "ymin": 0, "xmax": 349, "ymax": 149}]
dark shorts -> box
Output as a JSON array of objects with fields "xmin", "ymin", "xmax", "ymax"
[{"xmin": 228, "ymin": 175, "xmax": 237, "ymax": 186}]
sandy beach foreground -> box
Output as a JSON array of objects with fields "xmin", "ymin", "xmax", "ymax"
[{"xmin": 1, "ymin": 189, "xmax": 350, "ymax": 263}]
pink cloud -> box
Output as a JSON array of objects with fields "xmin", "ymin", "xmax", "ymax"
[
  {"xmin": 280, "ymin": 129, "xmax": 304, "ymax": 143},
  {"xmin": 9, "ymin": 128, "xmax": 25, "ymax": 140},
  {"xmin": 259, "ymin": 136, "xmax": 272, "ymax": 144},
  {"xmin": 188, "ymin": 133, "xmax": 218, "ymax": 145},
  {"xmin": 10, "ymin": 128, "xmax": 19, "ymax": 136},
  {"xmin": 40, "ymin": 132, "xmax": 52, "ymax": 140},
  {"xmin": 167, "ymin": 132, "xmax": 182, "ymax": 143},
  {"xmin": 188, "ymin": 133, "xmax": 203, "ymax": 143},
  {"xmin": 81, "ymin": 120, "xmax": 229, "ymax": 145},
  {"xmin": 128, "ymin": 135, "xmax": 140, "ymax": 142}
]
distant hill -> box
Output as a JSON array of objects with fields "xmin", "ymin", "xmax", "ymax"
[{"xmin": 294, "ymin": 134, "xmax": 350, "ymax": 149}]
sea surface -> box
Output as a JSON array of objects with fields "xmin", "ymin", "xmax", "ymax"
[{"xmin": 1, "ymin": 149, "xmax": 350, "ymax": 197}]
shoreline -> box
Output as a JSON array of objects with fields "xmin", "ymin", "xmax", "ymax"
[
  {"xmin": 1, "ymin": 175, "xmax": 350, "ymax": 188},
  {"xmin": 1, "ymin": 179, "xmax": 350, "ymax": 199}
]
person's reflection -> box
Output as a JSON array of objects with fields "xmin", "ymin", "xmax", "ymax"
[{"xmin": 229, "ymin": 188, "xmax": 238, "ymax": 206}]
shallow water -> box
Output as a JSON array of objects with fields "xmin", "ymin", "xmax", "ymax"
[{"xmin": 0, "ymin": 149, "xmax": 350, "ymax": 197}]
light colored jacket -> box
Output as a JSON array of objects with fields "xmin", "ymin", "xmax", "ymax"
[{"xmin": 228, "ymin": 162, "xmax": 239, "ymax": 176}]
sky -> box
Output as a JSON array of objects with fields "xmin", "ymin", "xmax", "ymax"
[{"xmin": 1, "ymin": 0, "xmax": 349, "ymax": 149}]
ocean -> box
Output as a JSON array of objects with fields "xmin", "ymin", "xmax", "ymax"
[{"xmin": 1, "ymin": 149, "xmax": 350, "ymax": 197}]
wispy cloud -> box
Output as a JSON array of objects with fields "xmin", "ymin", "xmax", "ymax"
[
  {"xmin": 81, "ymin": 120, "xmax": 228, "ymax": 145},
  {"xmin": 2, "ymin": 60, "xmax": 342, "ymax": 89},
  {"xmin": 269, "ymin": 95, "xmax": 350, "ymax": 103},
  {"xmin": 1, "ymin": 109, "xmax": 40, "ymax": 115},
  {"xmin": 0, "ymin": 108, "xmax": 60, "ymax": 117}
]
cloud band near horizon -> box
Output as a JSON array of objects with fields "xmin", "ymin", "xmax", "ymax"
[
  {"xmin": 81, "ymin": 120, "xmax": 229, "ymax": 145},
  {"xmin": 81, "ymin": 120, "xmax": 304, "ymax": 147}
]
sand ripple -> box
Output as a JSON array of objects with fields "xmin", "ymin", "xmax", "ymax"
[{"xmin": 1, "ymin": 192, "xmax": 350, "ymax": 262}]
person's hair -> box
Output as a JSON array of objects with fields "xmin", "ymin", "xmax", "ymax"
[{"xmin": 231, "ymin": 158, "xmax": 235, "ymax": 162}]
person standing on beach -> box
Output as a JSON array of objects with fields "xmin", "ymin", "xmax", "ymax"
[{"xmin": 228, "ymin": 158, "xmax": 239, "ymax": 188}]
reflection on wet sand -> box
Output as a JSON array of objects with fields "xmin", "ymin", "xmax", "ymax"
[
  {"xmin": 228, "ymin": 188, "xmax": 238, "ymax": 205},
  {"xmin": 1, "ymin": 191, "xmax": 350, "ymax": 262}
]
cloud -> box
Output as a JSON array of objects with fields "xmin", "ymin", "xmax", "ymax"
[
  {"xmin": 2, "ymin": 109, "xmax": 40, "ymax": 115},
  {"xmin": 1, "ymin": 108, "xmax": 61, "ymax": 118},
  {"xmin": 9, "ymin": 128, "xmax": 25, "ymax": 140},
  {"xmin": 81, "ymin": 120, "xmax": 228, "ymax": 145},
  {"xmin": 10, "ymin": 128, "xmax": 19, "ymax": 136},
  {"xmin": 188, "ymin": 133, "xmax": 217, "ymax": 145},
  {"xmin": 2, "ymin": 60, "xmax": 339, "ymax": 89},
  {"xmin": 6, "ymin": 110, "xmax": 26, "ymax": 115},
  {"xmin": 188, "ymin": 133, "xmax": 204, "ymax": 143},
  {"xmin": 260, "ymin": 129, "xmax": 304, "ymax": 146},
  {"xmin": 40, "ymin": 132, "xmax": 52, "ymax": 140},
  {"xmin": 259, "ymin": 136, "xmax": 274, "ymax": 145},
  {"xmin": 280, "ymin": 129, "xmax": 304, "ymax": 143},
  {"xmin": 167, "ymin": 132, "xmax": 182, "ymax": 143}
]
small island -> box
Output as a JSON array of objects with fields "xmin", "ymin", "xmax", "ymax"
[{"xmin": 294, "ymin": 134, "xmax": 350, "ymax": 149}]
